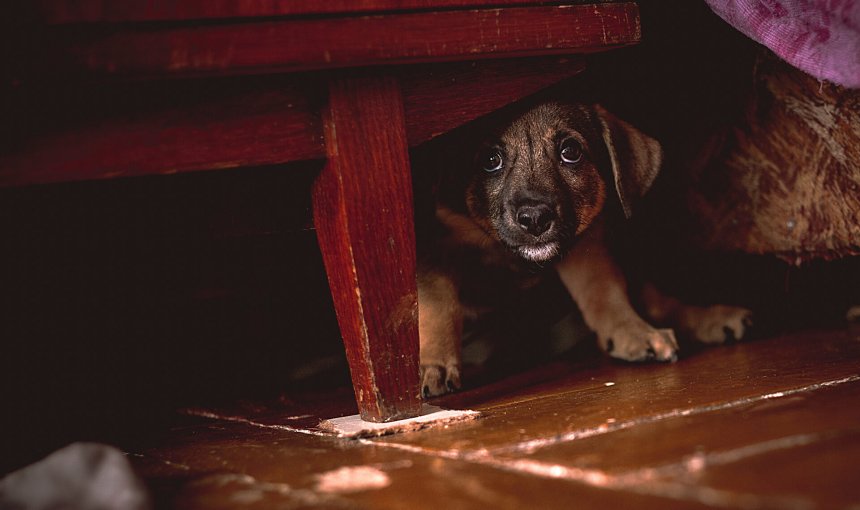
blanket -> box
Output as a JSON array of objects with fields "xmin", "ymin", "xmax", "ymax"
[{"xmin": 705, "ymin": 0, "xmax": 860, "ymax": 88}]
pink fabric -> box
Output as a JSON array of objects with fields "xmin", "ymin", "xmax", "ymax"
[{"xmin": 705, "ymin": 0, "xmax": 860, "ymax": 88}]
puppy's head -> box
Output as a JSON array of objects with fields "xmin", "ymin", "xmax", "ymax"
[{"xmin": 465, "ymin": 102, "xmax": 662, "ymax": 263}]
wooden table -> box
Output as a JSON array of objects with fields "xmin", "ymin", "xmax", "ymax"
[{"xmin": 0, "ymin": 1, "xmax": 641, "ymax": 422}]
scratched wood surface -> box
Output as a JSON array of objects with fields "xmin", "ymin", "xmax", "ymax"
[
  {"xmin": 133, "ymin": 421, "xmax": 679, "ymax": 510},
  {"xmin": 37, "ymin": 0, "xmax": 587, "ymax": 23},
  {"xmin": 54, "ymin": 3, "xmax": 638, "ymax": 78},
  {"xmin": 127, "ymin": 326, "xmax": 860, "ymax": 509},
  {"xmin": 313, "ymin": 75, "xmax": 421, "ymax": 422},
  {"xmin": 0, "ymin": 57, "xmax": 584, "ymax": 187}
]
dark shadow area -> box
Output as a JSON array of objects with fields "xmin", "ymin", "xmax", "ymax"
[
  {"xmin": 2, "ymin": 0, "xmax": 857, "ymax": 480},
  {"xmin": 0, "ymin": 164, "xmax": 350, "ymax": 475}
]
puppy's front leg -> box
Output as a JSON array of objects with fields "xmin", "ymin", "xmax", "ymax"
[
  {"xmin": 556, "ymin": 225, "xmax": 678, "ymax": 362},
  {"xmin": 418, "ymin": 271, "xmax": 463, "ymax": 397}
]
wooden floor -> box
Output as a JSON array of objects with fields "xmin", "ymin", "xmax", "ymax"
[{"xmin": 133, "ymin": 326, "xmax": 860, "ymax": 509}]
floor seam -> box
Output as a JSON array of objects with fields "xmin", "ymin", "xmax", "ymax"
[
  {"xmin": 179, "ymin": 408, "xmax": 333, "ymax": 437},
  {"xmin": 171, "ymin": 374, "xmax": 859, "ymax": 509},
  {"xmin": 357, "ymin": 437, "xmax": 817, "ymax": 509},
  {"xmin": 484, "ymin": 374, "xmax": 860, "ymax": 456}
]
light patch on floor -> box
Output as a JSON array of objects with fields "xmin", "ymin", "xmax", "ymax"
[
  {"xmin": 319, "ymin": 404, "xmax": 480, "ymax": 438},
  {"xmin": 314, "ymin": 466, "xmax": 391, "ymax": 494}
]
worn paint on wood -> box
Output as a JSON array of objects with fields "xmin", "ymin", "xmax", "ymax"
[
  {"xmin": 57, "ymin": 4, "xmax": 639, "ymax": 77},
  {"xmin": 401, "ymin": 57, "xmax": 586, "ymax": 146},
  {"xmin": 0, "ymin": 82, "xmax": 324, "ymax": 186},
  {"xmin": 312, "ymin": 75, "xmax": 421, "ymax": 422},
  {"xmin": 37, "ymin": 0, "xmax": 578, "ymax": 23},
  {"xmin": 0, "ymin": 57, "xmax": 583, "ymax": 187}
]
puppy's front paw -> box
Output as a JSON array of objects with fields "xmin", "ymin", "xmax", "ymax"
[
  {"xmin": 681, "ymin": 305, "xmax": 754, "ymax": 344},
  {"xmin": 420, "ymin": 363, "xmax": 461, "ymax": 398},
  {"xmin": 603, "ymin": 322, "xmax": 678, "ymax": 362}
]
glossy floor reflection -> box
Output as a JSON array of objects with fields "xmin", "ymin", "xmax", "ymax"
[{"xmin": 132, "ymin": 326, "xmax": 860, "ymax": 509}]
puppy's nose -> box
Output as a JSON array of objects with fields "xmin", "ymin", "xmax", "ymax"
[{"xmin": 516, "ymin": 204, "xmax": 555, "ymax": 236}]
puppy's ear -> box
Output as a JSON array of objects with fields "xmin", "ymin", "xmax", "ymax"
[{"xmin": 594, "ymin": 104, "xmax": 662, "ymax": 219}]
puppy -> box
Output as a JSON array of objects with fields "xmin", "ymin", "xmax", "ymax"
[{"xmin": 417, "ymin": 102, "xmax": 752, "ymax": 397}]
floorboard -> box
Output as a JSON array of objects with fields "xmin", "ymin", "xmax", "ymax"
[{"xmin": 130, "ymin": 326, "xmax": 860, "ymax": 509}]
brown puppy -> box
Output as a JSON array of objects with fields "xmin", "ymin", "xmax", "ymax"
[{"xmin": 418, "ymin": 102, "xmax": 752, "ymax": 397}]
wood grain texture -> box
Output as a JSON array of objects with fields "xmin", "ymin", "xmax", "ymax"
[
  {"xmin": 134, "ymin": 327, "xmax": 860, "ymax": 509},
  {"xmin": 60, "ymin": 4, "xmax": 639, "ymax": 78},
  {"xmin": 516, "ymin": 381, "xmax": 860, "ymax": 508},
  {"xmin": 0, "ymin": 58, "xmax": 583, "ymax": 187},
  {"xmin": 37, "ymin": 0, "xmax": 573, "ymax": 23},
  {"xmin": 386, "ymin": 329, "xmax": 860, "ymax": 451},
  {"xmin": 401, "ymin": 57, "xmax": 586, "ymax": 146},
  {"xmin": 0, "ymin": 82, "xmax": 324, "ymax": 186},
  {"xmin": 312, "ymin": 75, "xmax": 421, "ymax": 422},
  {"xmin": 130, "ymin": 421, "xmax": 680, "ymax": 510}
]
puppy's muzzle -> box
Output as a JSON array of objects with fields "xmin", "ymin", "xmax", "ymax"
[{"xmin": 516, "ymin": 203, "xmax": 555, "ymax": 236}]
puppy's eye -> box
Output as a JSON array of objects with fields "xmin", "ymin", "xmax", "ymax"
[
  {"xmin": 560, "ymin": 139, "xmax": 583, "ymax": 165},
  {"xmin": 479, "ymin": 148, "xmax": 504, "ymax": 173}
]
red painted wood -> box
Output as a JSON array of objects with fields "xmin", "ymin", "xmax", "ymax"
[
  {"xmin": 60, "ymin": 4, "xmax": 639, "ymax": 77},
  {"xmin": 0, "ymin": 83, "xmax": 324, "ymax": 186},
  {"xmin": 312, "ymin": 75, "xmax": 421, "ymax": 422},
  {"xmin": 0, "ymin": 57, "xmax": 584, "ymax": 187},
  {"xmin": 37, "ymin": 0, "xmax": 547, "ymax": 24},
  {"xmin": 401, "ymin": 57, "xmax": 586, "ymax": 146}
]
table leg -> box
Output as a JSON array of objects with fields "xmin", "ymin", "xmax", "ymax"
[{"xmin": 312, "ymin": 75, "xmax": 421, "ymax": 422}]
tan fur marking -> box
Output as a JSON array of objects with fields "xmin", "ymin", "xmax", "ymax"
[
  {"xmin": 576, "ymin": 176, "xmax": 607, "ymax": 236},
  {"xmin": 418, "ymin": 271, "xmax": 463, "ymax": 396},
  {"xmin": 436, "ymin": 206, "xmax": 495, "ymax": 249},
  {"xmin": 555, "ymin": 222, "xmax": 678, "ymax": 361}
]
